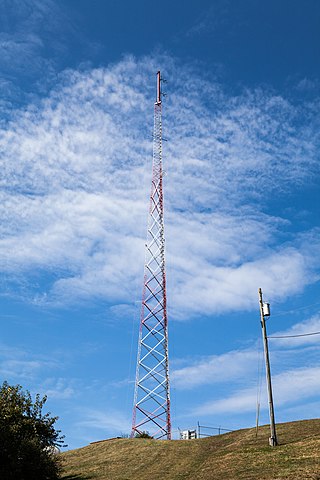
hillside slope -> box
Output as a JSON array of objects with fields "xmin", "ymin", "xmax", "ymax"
[{"xmin": 61, "ymin": 419, "xmax": 320, "ymax": 480}]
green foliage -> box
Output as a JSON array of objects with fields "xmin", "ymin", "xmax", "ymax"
[
  {"xmin": 134, "ymin": 431, "xmax": 153, "ymax": 439},
  {"xmin": 0, "ymin": 381, "xmax": 65, "ymax": 480}
]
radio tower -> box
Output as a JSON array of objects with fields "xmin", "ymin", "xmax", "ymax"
[{"xmin": 131, "ymin": 71, "xmax": 171, "ymax": 440}]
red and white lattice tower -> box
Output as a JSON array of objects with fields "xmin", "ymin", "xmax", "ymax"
[{"xmin": 131, "ymin": 71, "xmax": 171, "ymax": 440}]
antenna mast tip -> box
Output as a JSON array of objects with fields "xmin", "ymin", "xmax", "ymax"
[{"xmin": 156, "ymin": 70, "xmax": 161, "ymax": 105}]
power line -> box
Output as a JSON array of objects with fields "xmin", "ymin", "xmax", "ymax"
[
  {"xmin": 270, "ymin": 301, "xmax": 320, "ymax": 318},
  {"xmin": 268, "ymin": 331, "xmax": 320, "ymax": 339}
]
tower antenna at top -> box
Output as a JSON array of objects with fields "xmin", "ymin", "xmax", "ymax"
[{"xmin": 156, "ymin": 70, "xmax": 161, "ymax": 105}]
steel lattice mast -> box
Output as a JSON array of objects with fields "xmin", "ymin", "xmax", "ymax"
[{"xmin": 131, "ymin": 71, "xmax": 171, "ymax": 440}]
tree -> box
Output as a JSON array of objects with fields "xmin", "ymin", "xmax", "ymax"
[{"xmin": 0, "ymin": 381, "xmax": 65, "ymax": 480}]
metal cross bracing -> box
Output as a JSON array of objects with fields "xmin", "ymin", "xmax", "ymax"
[{"xmin": 131, "ymin": 71, "xmax": 171, "ymax": 440}]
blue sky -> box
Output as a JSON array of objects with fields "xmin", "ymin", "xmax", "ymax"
[{"xmin": 0, "ymin": 0, "xmax": 320, "ymax": 449}]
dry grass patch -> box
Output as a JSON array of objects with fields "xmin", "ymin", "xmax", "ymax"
[{"xmin": 61, "ymin": 419, "xmax": 320, "ymax": 480}]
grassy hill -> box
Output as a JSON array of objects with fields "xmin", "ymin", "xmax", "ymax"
[{"xmin": 61, "ymin": 419, "xmax": 320, "ymax": 480}]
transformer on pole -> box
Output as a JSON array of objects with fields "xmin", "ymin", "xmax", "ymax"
[{"xmin": 131, "ymin": 71, "xmax": 171, "ymax": 440}]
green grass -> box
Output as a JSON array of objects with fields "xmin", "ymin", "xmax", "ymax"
[{"xmin": 61, "ymin": 419, "xmax": 320, "ymax": 480}]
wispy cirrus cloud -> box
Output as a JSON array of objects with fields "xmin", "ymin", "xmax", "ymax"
[
  {"xmin": 173, "ymin": 314, "xmax": 320, "ymax": 420},
  {"xmin": 0, "ymin": 342, "xmax": 61, "ymax": 381},
  {"xmin": 39, "ymin": 377, "xmax": 76, "ymax": 400},
  {"xmin": 268, "ymin": 315, "xmax": 320, "ymax": 347},
  {"xmin": 194, "ymin": 366, "xmax": 320, "ymax": 416},
  {"xmin": 172, "ymin": 314, "xmax": 320, "ymax": 379},
  {"xmin": 172, "ymin": 348, "xmax": 258, "ymax": 390},
  {"xmin": 0, "ymin": 0, "xmax": 91, "ymax": 116},
  {"xmin": 77, "ymin": 408, "xmax": 130, "ymax": 434},
  {"xmin": 0, "ymin": 56, "xmax": 319, "ymax": 317},
  {"xmin": 0, "ymin": 0, "xmax": 78, "ymax": 67}
]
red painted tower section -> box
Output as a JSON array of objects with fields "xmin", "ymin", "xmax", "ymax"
[{"xmin": 131, "ymin": 71, "xmax": 171, "ymax": 440}]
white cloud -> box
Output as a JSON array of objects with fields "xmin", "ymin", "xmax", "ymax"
[
  {"xmin": 172, "ymin": 349, "xmax": 258, "ymax": 390},
  {"xmin": 77, "ymin": 408, "xmax": 130, "ymax": 434},
  {"xmin": 172, "ymin": 312, "xmax": 320, "ymax": 421},
  {"xmin": 0, "ymin": 56, "xmax": 319, "ymax": 317},
  {"xmin": 40, "ymin": 378, "xmax": 75, "ymax": 400},
  {"xmin": 194, "ymin": 366, "xmax": 320, "ymax": 416},
  {"xmin": 0, "ymin": 0, "xmax": 79, "ymax": 80},
  {"xmin": 0, "ymin": 342, "xmax": 60, "ymax": 380},
  {"xmin": 0, "ymin": 359, "xmax": 43, "ymax": 379},
  {"xmin": 268, "ymin": 315, "xmax": 320, "ymax": 347},
  {"xmin": 168, "ymin": 245, "xmax": 314, "ymax": 318}
]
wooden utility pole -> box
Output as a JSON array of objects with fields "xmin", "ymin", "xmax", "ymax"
[{"xmin": 258, "ymin": 288, "xmax": 278, "ymax": 447}]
